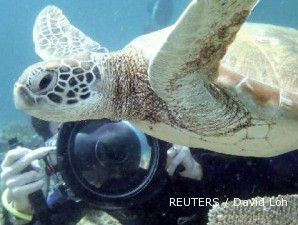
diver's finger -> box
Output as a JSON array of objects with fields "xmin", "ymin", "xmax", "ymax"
[
  {"xmin": 166, "ymin": 147, "xmax": 177, "ymax": 168},
  {"xmin": 179, "ymin": 162, "xmax": 203, "ymax": 181},
  {"xmin": 180, "ymin": 152, "xmax": 195, "ymax": 170},
  {"xmin": 1, "ymin": 147, "xmax": 31, "ymax": 169},
  {"xmin": 6, "ymin": 170, "xmax": 44, "ymax": 189},
  {"xmin": 31, "ymin": 160, "xmax": 41, "ymax": 171},
  {"xmin": 1, "ymin": 147, "xmax": 52, "ymax": 181},
  {"xmin": 10, "ymin": 180, "xmax": 44, "ymax": 199},
  {"xmin": 172, "ymin": 145, "xmax": 193, "ymax": 169},
  {"xmin": 35, "ymin": 146, "xmax": 56, "ymax": 152},
  {"xmin": 166, "ymin": 152, "xmax": 185, "ymax": 176},
  {"xmin": 9, "ymin": 147, "xmax": 51, "ymax": 172},
  {"xmin": 173, "ymin": 145, "xmax": 190, "ymax": 153},
  {"xmin": 167, "ymin": 147, "xmax": 178, "ymax": 158}
]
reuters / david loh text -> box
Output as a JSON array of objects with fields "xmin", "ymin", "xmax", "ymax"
[{"xmin": 169, "ymin": 197, "xmax": 288, "ymax": 207}]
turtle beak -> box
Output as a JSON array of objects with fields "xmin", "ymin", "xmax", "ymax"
[{"xmin": 14, "ymin": 83, "xmax": 36, "ymax": 110}]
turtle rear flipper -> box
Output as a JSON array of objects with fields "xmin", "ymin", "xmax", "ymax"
[{"xmin": 33, "ymin": 5, "xmax": 108, "ymax": 61}]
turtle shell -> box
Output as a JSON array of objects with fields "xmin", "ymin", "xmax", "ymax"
[{"xmin": 217, "ymin": 23, "xmax": 298, "ymax": 113}]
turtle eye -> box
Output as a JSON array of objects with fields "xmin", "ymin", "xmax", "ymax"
[
  {"xmin": 29, "ymin": 70, "xmax": 57, "ymax": 94},
  {"xmin": 39, "ymin": 74, "xmax": 53, "ymax": 90}
]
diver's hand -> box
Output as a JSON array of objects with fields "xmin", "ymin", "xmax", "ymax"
[
  {"xmin": 166, "ymin": 145, "xmax": 202, "ymax": 181},
  {"xmin": 1, "ymin": 147, "xmax": 52, "ymax": 213}
]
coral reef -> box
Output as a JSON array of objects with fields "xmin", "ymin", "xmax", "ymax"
[
  {"xmin": 208, "ymin": 194, "xmax": 298, "ymax": 225},
  {"xmin": 0, "ymin": 122, "xmax": 43, "ymax": 158}
]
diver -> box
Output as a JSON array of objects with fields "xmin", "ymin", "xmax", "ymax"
[
  {"xmin": 145, "ymin": 0, "xmax": 174, "ymax": 32},
  {"xmin": 1, "ymin": 118, "xmax": 203, "ymax": 225},
  {"xmin": 1, "ymin": 118, "xmax": 298, "ymax": 225}
]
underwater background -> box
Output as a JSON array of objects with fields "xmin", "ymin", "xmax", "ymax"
[
  {"xmin": 0, "ymin": 1, "xmax": 297, "ymax": 224},
  {"xmin": 0, "ymin": 0, "xmax": 297, "ymax": 127}
]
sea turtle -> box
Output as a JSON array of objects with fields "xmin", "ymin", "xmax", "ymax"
[{"xmin": 14, "ymin": 0, "xmax": 298, "ymax": 157}]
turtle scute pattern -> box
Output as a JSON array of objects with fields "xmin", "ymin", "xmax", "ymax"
[{"xmin": 221, "ymin": 23, "xmax": 298, "ymax": 94}]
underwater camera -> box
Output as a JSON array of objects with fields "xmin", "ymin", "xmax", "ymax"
[{"xmin": 49, "ymin": 119, "xmax": 169, "ymax": 209}]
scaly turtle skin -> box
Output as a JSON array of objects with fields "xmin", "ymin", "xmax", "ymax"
[{"xmin": 14, "ymin": 0, "xmax": 298, "ymax": 157}]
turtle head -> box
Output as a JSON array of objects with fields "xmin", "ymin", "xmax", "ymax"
[{"xmin": 14, "ymin": 59, "xmax": 112, "ymax": 122}]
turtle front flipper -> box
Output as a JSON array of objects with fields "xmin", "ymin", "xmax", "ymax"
[
  {"xmin": 149, "ymin": 0, "xmax": 259, "ymax": 92},
  {"xmin": 148, "ymin": 0, "xmax": 259, "ymax": 135},
  {"xmin": 33, "ymin": 5, "xmax": 108, "ymax": 60}
]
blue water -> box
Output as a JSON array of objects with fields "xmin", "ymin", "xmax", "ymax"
[{"xmin": 0, "ymin": 0, "xmax": 297, "ymax": 126}]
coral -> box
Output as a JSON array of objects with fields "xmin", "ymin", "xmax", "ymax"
[
  {"xmin": 208, "ymin": 194, "xmax": 298, "ymax": 225},
  {"xmin": 77, "ymin": 210, "xmax": 121, "ymax": 225}
]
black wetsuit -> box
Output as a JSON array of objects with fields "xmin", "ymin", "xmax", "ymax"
[{"xmin": 123, "ymin": 149, "xmax": 298, "ymax": 225}]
